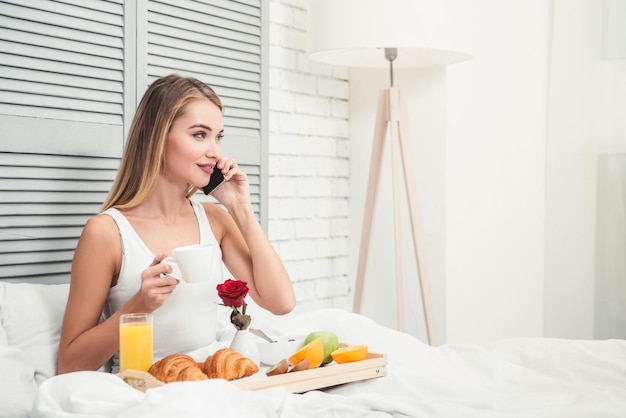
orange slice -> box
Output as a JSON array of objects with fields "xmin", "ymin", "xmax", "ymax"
[
  {"xmin": 287, "ymin": 337, "xmax": 324, "ymax": 369},
  {"xmin": 330, "ymin": 344, "xmax": 368, "ymax": 364}
]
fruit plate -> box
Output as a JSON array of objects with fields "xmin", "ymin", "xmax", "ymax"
[{"xmin": 234, "ymin": 352, "xmax": 387, "ymax": 393}]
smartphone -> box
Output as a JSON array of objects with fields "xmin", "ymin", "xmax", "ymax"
[{"xmin": 202, "ymin": 169, "xmax": 225, "ymax": 195}]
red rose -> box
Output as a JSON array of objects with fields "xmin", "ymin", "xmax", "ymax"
[{"xmin": 217, "ymin": 279, "xmax": 249, "ymax": 308}]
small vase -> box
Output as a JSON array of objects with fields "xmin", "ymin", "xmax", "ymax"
[{"xmin": 230, "ymin": 329, "xmax": 260, "ymax": 365}]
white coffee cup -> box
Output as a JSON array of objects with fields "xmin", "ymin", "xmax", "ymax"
[{"xmin": 161, "ymin": 244, "xmax": 217, "ymax": 283}]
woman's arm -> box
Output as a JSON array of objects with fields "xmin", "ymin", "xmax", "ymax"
[
  {"xmin": 57, "ymin": 215, "xmax": 178, "ymax": 374},
  {"xmin": 208, "ymin": 203, "xmax": 295, "ymax": 315},
  {"xmin": 57, "ymin": 215, "xmax": 122, "ymax": 373},
  {"xmin": 208, "ymin": 159, "xmax": 295, "ymax": 315}
]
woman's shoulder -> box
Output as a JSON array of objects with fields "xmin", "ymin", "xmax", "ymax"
[{"xmin": 81, "ymin": 212, "xmax": 121, "ymax": 242}]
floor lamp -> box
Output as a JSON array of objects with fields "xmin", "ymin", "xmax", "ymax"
[{"xmin": 307, "ymin": 0, "xmax": 471, "ymax": 345}]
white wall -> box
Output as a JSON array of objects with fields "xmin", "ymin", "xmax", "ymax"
[
  {"xmin": 445, "ymin": 1, "xmax": 550, "ymax": 343},
  {"xmin": 267, "ymin": 0, "xmax": 550, "ymax": 344},
  {"xmin": 349, "ymin": 0, "xmax": 551, "ymax": 344},
  {"xmin": 267, "ymin": 0, "xmax": 353, "ymax": 314},
  {"xmin": 545, "ymin": 0, "xmax": 626, "ymax": 339},
  {"xmin": 270, "ymin": 0, "xmax": 625, "ymax": 344}
]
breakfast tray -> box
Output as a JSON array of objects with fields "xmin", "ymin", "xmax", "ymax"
[
  {"xmin": 118, "ymin": 352, "xmax": 387, "ymax": 394},
  {"xmin": 236, "ymin": 352, "xmax": 387, "ymax": 393}
]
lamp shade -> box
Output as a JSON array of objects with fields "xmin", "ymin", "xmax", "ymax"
[{"xmin": 307, "ymin": 0, "xmax": 472, "ymax": 68}]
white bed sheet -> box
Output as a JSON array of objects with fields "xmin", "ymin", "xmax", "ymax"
[{"xmin": 32, "ymin": 309, "xmax": 626, "ymax": 418}]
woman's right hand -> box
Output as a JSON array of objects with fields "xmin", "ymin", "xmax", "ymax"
[
  {"xmin": 210, "ymin": 157, "xmax": 251, "ymax": 208},
  {"xmin": 136, "ymin": 254, "xmax": 179, "ymax": 311}
]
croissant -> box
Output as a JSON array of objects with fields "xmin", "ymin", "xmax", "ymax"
[
  {"xmin": 201, "ymin": 348, "xmax": 259, "ymax": 381},
  {"xmin": 148, "ymin": 353, "xmax": 208, "ymax": 383}
]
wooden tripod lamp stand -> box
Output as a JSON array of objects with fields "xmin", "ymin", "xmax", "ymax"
[
  {"xmin": 307, "ymin": 0, "xmax": 471, "ymax": 345},
  {"xmin": 352, "ymin": 48, "xmax": 438, "ymax": 344}
]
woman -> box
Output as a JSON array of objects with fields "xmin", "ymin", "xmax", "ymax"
[{"xmin": 57, "ymin": 74, "xmax": 295, "ymax": 374}]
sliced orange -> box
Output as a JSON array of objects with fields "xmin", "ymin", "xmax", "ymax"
[
  {"xmin": 287, "ymin": 337, "xmax": 324, "ymax": 369},
  {"xmin": 330, "ymin": 344, "xmax": 368, "ymax": 364}
]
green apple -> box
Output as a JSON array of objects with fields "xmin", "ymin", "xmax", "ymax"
[{"xmin": 305, "ymin": 331, "xmax": 339, "ymax": 365}]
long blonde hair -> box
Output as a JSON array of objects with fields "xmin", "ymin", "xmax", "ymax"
[{"xmin": 102, "ymin": 74, "xmax": 223, "ymax": 211}]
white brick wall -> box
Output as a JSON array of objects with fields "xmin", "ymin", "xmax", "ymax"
[{"xmin": 268, "ymin": 0, "xmax": 351, "ymax": 313}]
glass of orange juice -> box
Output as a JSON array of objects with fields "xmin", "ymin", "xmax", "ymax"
[{"xmin": 119, "ymin": 313, "xmax": 153, "ymax": 372}]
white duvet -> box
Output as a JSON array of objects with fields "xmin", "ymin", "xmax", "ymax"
[{"xmin": 32, "ymin": 309, "xmax": 626, "ymax": 418}]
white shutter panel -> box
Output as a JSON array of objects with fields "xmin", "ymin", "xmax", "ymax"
[
  {"xmin": 0, "ymin": 0, "xmax": 125, "ymax": 157},
  {"xmin": 0, "ymin": 0, "xmax": 125, "ymax": 282},
  {"xmin": 0, "ymin": 152, "xmax": 119, "ymax": 282},
  {"xmin": 0, "ymin": 0, "xmax": 267, "ymax": 282},
  {"xmin": 144, "ymin": 0, "xmax": 265, "ymax": 216}
]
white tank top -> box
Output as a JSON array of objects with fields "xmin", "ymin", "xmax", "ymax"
[{"xmin": 103, "ymin": 200, "xmax": 223, "ymax": 371}]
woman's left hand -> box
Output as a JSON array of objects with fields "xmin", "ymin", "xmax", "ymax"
[{"xmin": 210, "ymin": 157, "xmax": 250, "ymax": 207}]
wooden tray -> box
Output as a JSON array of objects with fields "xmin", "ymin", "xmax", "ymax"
[
  {"xmin": 117, "ymin": 369, "xmax": 165, "ymax": 392},
  {"xmin": 118, "ymin": 352, "xmax": 387, "ymax": 394},
  {"xmin": 236, "ymin": 352, "xmax": 387, "ymax": 393}
]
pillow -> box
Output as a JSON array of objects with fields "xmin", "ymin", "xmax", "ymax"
[
  {"xmin": 0, "ymin": 282, "xmax": 69, "ymax": 384},
  {"xmin": 0, "ymin": 346, "xmax": 38, "ymax": 418}
]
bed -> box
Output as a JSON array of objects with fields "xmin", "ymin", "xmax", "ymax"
[{"xmin": 1, "ymin": 281, "xmax": 625, "ymax": 418}]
